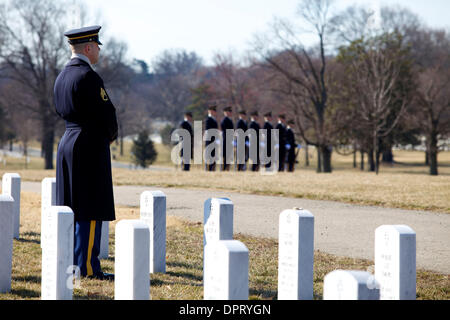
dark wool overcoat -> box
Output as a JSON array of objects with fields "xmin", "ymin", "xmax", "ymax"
[
  {"xmin": 54, "ymin": 58, "xmax": 118, "ymax": 221},
  {"xmin": 205, "ymin": 116, "xmax": 218, "ymax": 158},
  {"xmin": 220, "ymin": 116, "xmax": 234, "ymax": 161}
]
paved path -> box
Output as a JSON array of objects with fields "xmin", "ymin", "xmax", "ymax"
[{"xmin": 22, "ymin": 181, "xmax": 450, "ymax": 274}]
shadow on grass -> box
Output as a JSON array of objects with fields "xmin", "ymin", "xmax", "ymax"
[
  {"xmin": 15, "ymin": 232, "xmax": 41, "ymax": 244},
  {"xmin": 165, "ymin": 270, "xmax": 203, "ymax": 283},
  {"xmin": 167, "ymin": 261, "xmax": 202, "ymax": 271},
  {"xmin": 10, "ymin": 288, "xmax": 40, "ymax": 298},
  {"xmin": 74, "ymin": 293, "xmax": 113, "ymax": 300},
  {"xmin": 249, "ymin": 288, "xmax": 277, "ymax": 300},
  {"xmin": 13, "ymin": 275, "xmax": 41, "ymax": 284}
]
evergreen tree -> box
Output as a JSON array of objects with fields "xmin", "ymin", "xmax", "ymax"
[
  {"xmin": 131, "ymin": 130, "xmax": 157, "ymax": 168},
  {"xmin": 185, "ymin": 84, "xmax": 213, "ymax": 120}
]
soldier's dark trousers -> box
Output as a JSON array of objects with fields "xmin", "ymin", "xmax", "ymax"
[
  {"xmin": 182, "ymin": 161, "xmax": 190, "ymax": 171},
  {"xmin": 278, "ymin": 150, "xmax": 286, "ymax": 172},
  {"xmin": 288, "ymin": 162, "xmax": 295, "ymax": 172},
  {"xmin": 74, "ymin": 220, "xmax": 102, "ymax": 277}
]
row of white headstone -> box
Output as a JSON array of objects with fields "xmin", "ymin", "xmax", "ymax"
[
  {"xmin": 203, "ymin": 198, "xmax": 417, "ymax": 300},
  {"xmin": 39, "ymin": 181, "xmax": 167, "ymax": 299},
  {"xmin": 0, "ymin": 173, "xmax": 417, "ymax": 300},
  {"xmin": 0, "ymin": 173, "xmax": 21, "ymax": 293}
]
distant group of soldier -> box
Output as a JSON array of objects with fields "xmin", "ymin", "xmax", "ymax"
[{"xmin": 179, "ymin": 104, "xmax": 299, "ymax": 172}]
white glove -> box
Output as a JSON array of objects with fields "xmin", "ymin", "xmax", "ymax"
[
  {"xmin": 297, "ymin": 144, "xmax": 302, "ymax": 149},
  {"xmin": 274, "ymin": 144, "xmax": 279, "ymax": 149},
  {"xmin": 215, "ymin": 140, "xmax": 221, "ymax": 145},
  {"xmin": 285, "ymin": 144, "xmax": 291, "ymax": 150},
  {"xmin": 260, "ymin": 142, "xmax": 265, "ymax": 148},
  {"xmin": 245, "ymin": 141, "xmax": 250, "ymax": 147},
  {"xmin": 232, "ymin": 140, "xmax": 237, "ymax": 147}
]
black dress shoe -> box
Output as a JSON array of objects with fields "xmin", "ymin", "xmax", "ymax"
[{"xmin": 88, "ymin": 272, "xmax": 114, "ymax": 281}]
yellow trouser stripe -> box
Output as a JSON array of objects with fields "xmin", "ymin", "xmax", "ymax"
[{"xmin": 86, "ymin": 221, "xmax": 96, "ymax": 276}]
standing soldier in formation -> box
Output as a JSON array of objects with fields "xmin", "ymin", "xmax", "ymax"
[
  {"xmin": 286, "ymin": 120, "xmax": 297, "ymax": 172},
  {"xmin": 179, "ymin": 111, "xmax": 193, "ymax": 171},
  {"xmin": 205, "ymin": 104, "xmax": 218, "ymax": 171},
  {"xmin": 249, "ymin": 110, "xmax": 260, "ymax": 172},
  {"xmin": 276, "ymin": 114, "xmax": 287, "ymax": 172},
  {"xmin": 236, "ymin": 110, "xmax": 248, "ymax": 171},
  {"xmin": 220, "ymin": 106, "xmax": 234, "ymax": 171},
  {"xmin": 263, "ymin": 111, "xmax": 274, "ymax": 170},
  {"xmin": 54, "ymin": 26, "xmax": 117, "ymax": 280}
]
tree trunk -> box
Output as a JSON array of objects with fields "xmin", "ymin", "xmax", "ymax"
[
  {"xmin": 120, "ymin": 135, "xmax": 124, "ymax": 156},
  {"xmin": 42, "ymin": 119, "xmax": 55, "ymax": 170},
  {"xmin": 429, "ymin": 133, "xmax": 438, "ymax": 176},
  {"xmin": 360, "ymin": 151, "xmax": 364, "ymax": 171},
  {"xmin": 367, "ymin": 149, "xmax": 375, "ymax": 172},
  {"xmin": 321, "ymin": 145, "xmax": 332, "ymax": 173},
  {"xmin": 304, "ymin": 143, "xmax": 309, "ymax": 167},
  {"xmin": 382, "ymin": 147, "xmax": 394, "ymax": 164},
  {"xmin": 375, "ymin": 150, "xmax": 381, "ymax": 175},
  {"xmin": 353, "ymin": 144, "xmax": 357, "ymax": 168},
  {"xmin": 316, "ymin": 146, "xmax": 322, "ymax": 173}
]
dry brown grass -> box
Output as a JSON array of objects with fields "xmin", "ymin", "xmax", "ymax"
[{"xmin": 1, "ymin": 191, "xmax": 448, "ymax": 300}]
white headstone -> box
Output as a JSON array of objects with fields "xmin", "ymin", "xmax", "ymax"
[
  {"xmin": 0, "ymin": 195, "xmax": 14, "ymax": 293},
  {"xmin": 115, "ymin": 219, "xmax": 150, "ymax": 300},
  {"xmin": 2, "ymin": 173, "xmax": 21, "ymax": 239},
  {"xmin": 323, "ymin": 270, "xmax": 380, "ymax": 300},
  {"xmin": 203, "ymin": 198, "xmax": 234, "ymax": 276},
  {"xmin": 204, "ymin": 240, "xmax": 249, "ymax": 300},
  {"xmin": 203, "ymin": 198, "xmax": 233, "ymax": 246},
  {"xmin": 41, "ymin": 206, "xmax": 74, "ymax": 300},
  {"xmin": 140, "ymin": 191, "xmax": 166, "ymax": 273},
  {"xmin": 41, "ymin": 177, "xmax": 56, "ymax": 248},
  {"xmin": 99, "ymin": 221, "xmax": 109, "ymax": 259},
  {"xmin": 375, "ymin": 225, "xmax": 416, "ymax": 300},
  {"xmin": 278, "ymin": 209, "xmax": 314, "ymax": 300}
]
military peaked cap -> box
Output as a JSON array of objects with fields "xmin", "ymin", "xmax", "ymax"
[
  {"xmin": 287, "ymin": 119, "xmax": 295, "ymax": 125},
  {"xmin": 64, "ymin": 25, "xmax": 103, "ymax": 45},
  {"xmin": 250, "ymin": 110, "xmax": 259, "ymax": 116},
  {"xmin": 278, "ymin": 114, "xmax": 286, "ymax": 119},
  {"xmin": 223, "ymin": 106, "xmax": 232, "ymax": 112},
  {"xmin": 238, "ymin": 110, "xmax": 247, "ymax": 115},
  {"xmin": 264, "ymin": 111, "xmax": 272, "ymax": 117},
  {"xmin": 208, "ymin": 104, "xmax": 217, "ymax": 111}
]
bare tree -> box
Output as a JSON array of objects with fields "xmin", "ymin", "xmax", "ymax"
[
  {"xmin": 252, "ymin": 0, "xmax": 335, "ymax": 172},
  {"xmin": 337, "ymin": 33, "xmax": 413, "ymax": 174},
  {"xmin": 147, "ymin": 49, "xmax": 203, "ymax": 125},
  {"xmin": 0, "ymin": 0, "xmax": 71, "ymax": 169},
  {"xmin": 413, "ymin": 30, "xmax": 450, "ymax": 175},
  {"xmin": 209, "ymin": 52, "xmax": 261, "ymax": 114}
]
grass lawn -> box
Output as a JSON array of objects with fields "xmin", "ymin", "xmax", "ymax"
[
  {"xmin": 1, "ymin": 149, "xmax": 449, "ymax": 213},
  {"xmin": 1, "ymin": 192, "xmax": 448, "ymax": 300}
]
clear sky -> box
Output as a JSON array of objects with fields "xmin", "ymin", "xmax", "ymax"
[{"xmin": 81, "ymin": 0, "xmax": 450, "ymax": 66}]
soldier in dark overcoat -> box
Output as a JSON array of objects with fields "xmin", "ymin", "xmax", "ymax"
[
  {"xmin": 286, "ymin": 120, "xmax": 297, "ymax": 172},
  {"xmin": 179, "ymin": 111, "xmax": 193, "ymax": 171},
  {"xmin": 236, "ymin": 110, "xmax": 248, "ymax": 171},
  {"xmin": 276, "ymin": 114, "xmax": 287, "ymax": 172},
  {"xmin": 249, "ymin": 110, "xmax": 260, "ymax": 172},
  {"xmin": 204, "ymin": 105, "xmax": 218, "ymax": 171},
  {"xmin": 220, "ymin": 106, "xmax": 234, "ymax": 171},
  {"xmin": 263, "ymin": 112, "xmax": 274, "ymax": 169},
  {"xmin": 54, "ymin": 26, "xmax": 117, "ymax": 280}
]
